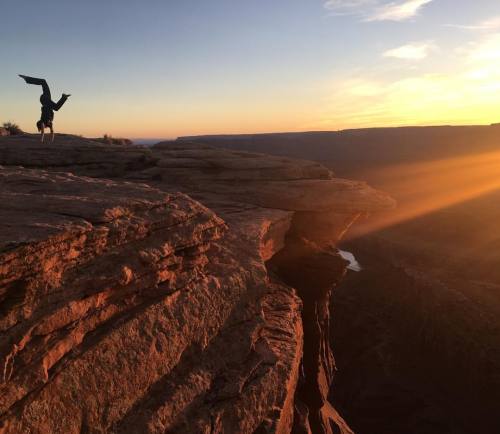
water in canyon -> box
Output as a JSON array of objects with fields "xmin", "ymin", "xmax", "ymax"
[{"xmin": 338, "ymin": 250, "xmax": 362, "ymax": 272}]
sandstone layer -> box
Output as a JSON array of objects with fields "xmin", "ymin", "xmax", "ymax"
[
  {"xmin": 182, "ymin": 128, "xmax": 500, "ymax": 434},
  {"xmin": 0, "ymin": 134, "xmax": 394, "ymax": 433}
]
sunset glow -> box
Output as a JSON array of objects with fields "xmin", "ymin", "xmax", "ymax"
[
  {"xmin": 348, "ymin": 149, "xmax": 500, "ymax": 237},
  {"xmin": 1, "ymin": 1, "xmax": 500, "ymax": 137}
]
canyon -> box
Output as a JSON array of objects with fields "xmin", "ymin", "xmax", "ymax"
[
  {"xmin": 183, "ymin": 126, "xmax": 500, "ymax": 434},
  {"xmin": 0, "ymin": 134, "xmax": 393, "ymax": 433}
]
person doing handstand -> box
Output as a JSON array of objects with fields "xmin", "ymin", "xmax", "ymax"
[{"xmin": 19, "ymin": 75, "xmax": 70, "ymax": 142}]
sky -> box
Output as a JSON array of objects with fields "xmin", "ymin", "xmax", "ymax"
[{"xmin": 1, "ymin": 0, "xmax": 500, "ymax": 138}]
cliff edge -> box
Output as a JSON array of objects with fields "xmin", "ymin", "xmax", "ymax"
[{"xmin": 0, "ymin": 135, "xmax": 394, "ymax": 434}]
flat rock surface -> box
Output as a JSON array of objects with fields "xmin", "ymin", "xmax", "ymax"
[
  {"xmin": 0, "ymin": 135, "xmax": 395, "ymax": 433},
  {"xmin": 0, "ymin": 166, "xmax": 198, "ymax": 250},
  {"xmin": 0, "ymin": 135, "xmax": 395, "ymax": 216}
]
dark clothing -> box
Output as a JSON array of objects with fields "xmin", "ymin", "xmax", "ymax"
[
  {"xmin": 40, "ymin": 95, "xmax": 68, "ymax": 125},
  {"xmin": 21, "ymin": 75, "xmax": 50, "ymax": 94},
  {"xmin": 20, "ymin": 75, "xmax": 68, "ymax": 126},
  {"xmin": 41, "ymin": 106, "xmax": 53, "ymax": 126}
]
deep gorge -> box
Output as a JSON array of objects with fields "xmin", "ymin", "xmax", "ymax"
[{"xmin": 0, "ymin": 134, "xmax": 393, "ymax": 433}]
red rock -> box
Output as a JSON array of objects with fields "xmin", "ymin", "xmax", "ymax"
[{"xmin": 0, "ymin": 135, "xmax": 394, "ymax": 433}]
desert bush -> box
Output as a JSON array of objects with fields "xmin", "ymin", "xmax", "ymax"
[
  {"xmin": 2, "ymin": 122, "xmax": 23, "ymax": 135},
  {"xmin": 98, "ymin": 134, "xmax": 133, "ymax": 146}
]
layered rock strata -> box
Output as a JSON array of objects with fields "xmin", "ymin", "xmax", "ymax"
[{"xmin": 0, "ymin": 135, "xmax": 394, "ymax": 433}]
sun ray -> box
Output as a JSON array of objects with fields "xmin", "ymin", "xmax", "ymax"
[{"xmin": 348, "ymin": 150, "xmax": 500, "ymax": 237}]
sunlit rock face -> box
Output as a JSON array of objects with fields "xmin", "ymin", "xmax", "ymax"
[
  {"xmin": 0, "ymin": 135, "xmax": 393, "ymax": 433},
  {"xmin": 177, "ymin": 127, "xmax": 500, "ymax": 434}
]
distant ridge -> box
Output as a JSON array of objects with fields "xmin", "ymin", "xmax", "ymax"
[
  {"xmin": 178, "ymin": 124, "xmax": 500, "ymax": 176},
  {"xmin": 132, "ymin": 138, "xmax": 171, "ymax": 146}
]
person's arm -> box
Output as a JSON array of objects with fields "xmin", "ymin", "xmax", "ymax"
[{"xmin": 40, "ymin": 123, "xmax": 45, "ymax": 143}]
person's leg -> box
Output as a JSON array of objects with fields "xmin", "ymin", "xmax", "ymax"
[
  {"xmin": 19, "ymin": 75, "xmax": 51, "ymax": 100},
  {"xmin": 50, "ymin": 125, "xmax": 54, "ymax": 142},
  {"xmin": 51, "ymin": 94, "xmax": 70, "ymax": 111}
]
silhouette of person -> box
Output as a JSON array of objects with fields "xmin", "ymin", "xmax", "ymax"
[{"xmin": 19, "ymin": 75, "xmax": 70, "ymax": 142}]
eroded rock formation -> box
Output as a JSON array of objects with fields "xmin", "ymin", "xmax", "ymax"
[{"xmin": 0, "ymin": 134, "xmax": 394, "ymax": 433}]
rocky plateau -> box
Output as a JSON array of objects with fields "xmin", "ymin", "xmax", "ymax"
[{"xmin": 0, "ymin": 134, "xmax": 394, "ymax": 433}]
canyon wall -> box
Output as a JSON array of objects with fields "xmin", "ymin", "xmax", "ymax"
[
  {"xmin": 0, "ymin": 135, "xmax": 393, "ymax": 433},
  {"xmin": 185, "ymin": 130, "xmax": 500, "ymax": 434}
]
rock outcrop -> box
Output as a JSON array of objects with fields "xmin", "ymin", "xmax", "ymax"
[
  {"xmin": 0, "ymin": 134, "xmax": 394, "ymax": 433},
  {"xmin": 181, "ymin": 128, "xmax": 500, "ymax": 434}
]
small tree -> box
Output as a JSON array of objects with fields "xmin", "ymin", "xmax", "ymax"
[{"xmin": 2, "ymin": 122, "xmax": 23, "ymax": 135}]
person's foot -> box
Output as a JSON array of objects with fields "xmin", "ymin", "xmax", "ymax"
[
  {"xmin": 19, "ymin": 74, "xmax": 28, "ymax": 80},
  {"xmin": 62, "ymin": 93, "xmax": 71, "ymax": 98}
]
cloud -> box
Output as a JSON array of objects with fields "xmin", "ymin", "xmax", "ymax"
[
  {"xmin": 447, "ymin": 16, "xmax": 500, "ymax": 32},
  {"xmin": 316, "ymin": 69, "xmax": 500, "ymax": 131},
  {"xmin": 459, "ymin": 33, "xmax": 500, "ymax": 62},
  {"xmin": 324, "ymin": 0, "xmax": 377, "ymax": 16},
  {"xmin": 314, "ymin": 31, "xmax": 500, "ymax": 131},
  {"xmin": 366, "ymin": 0, "xmax": 434, "ymax": 21},
  {"xmin": 383, "ymin": 42, "xmax": 437, "ymax": 60},
  {"xmin": 324, "ymin": 0, "xmax": 434, "ymax": 21}
]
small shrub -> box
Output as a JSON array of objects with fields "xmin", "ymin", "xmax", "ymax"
[
  {"xmin": 2, "ymin": 122, "xmax": 23, "ymax": 135},
  {"xmin": 98, "ymin": 134, "xmax": 132, "ymax": 146}
]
